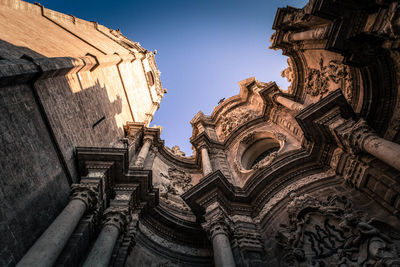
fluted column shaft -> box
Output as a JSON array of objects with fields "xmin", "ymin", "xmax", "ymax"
[
  {"xmin": 201, "ymin": 146, "xmax": 213, "ymax": 176},
  {"xmin": 135, "ymin": 136, "xmax": 153, "ymax": 167},
  {"xmin": 17, "ymin": 184, "xmax": 97, "ymax": 267},
  {"xmin": 275, "ymin": 95, "xmax": 304, "ymax": 111}
]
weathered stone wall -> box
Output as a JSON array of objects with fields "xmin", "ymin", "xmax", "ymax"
[
  {"xmin": 0, "ymin": 1, "xmax": 164, "ymax": 265},
  {"xmin": 0, "ymin": 83, "xmax": 70, "ymax": 266}
]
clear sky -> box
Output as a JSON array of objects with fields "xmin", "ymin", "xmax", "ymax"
[{"xmin": 27, "ymin": 0, "xmax": 307, "ymax": 155}]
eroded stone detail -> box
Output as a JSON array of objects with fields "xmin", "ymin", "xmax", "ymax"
[
  {"xmin": 157, "ymin": 168, "xmax": 192, "ymax": 210},
  {"xmin": 305, "ymin": 57, "xmax": 353, "ymax": 100},
  {"xmin": 170, "ymin": 145, "xmax": 186, "ymax": 157},
  {"xmin": 282, "ymin": 58, "xmax": 295, "ymax": 92},
  {"xmin": 276, "ymin": 195, "xmax": 400, "ymax": 267},
  {"xmin": 103, "ymin": 206, "xmax": 129, "ymax": 231}
]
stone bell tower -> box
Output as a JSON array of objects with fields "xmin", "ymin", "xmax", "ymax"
[{"xmin": 0, "ymin": 0, "xmax": 165, "ymax": 265}]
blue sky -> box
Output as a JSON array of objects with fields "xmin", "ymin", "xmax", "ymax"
[{"xmin": 27, "ymin": 0, "xmax": 307, "ymax": 155}]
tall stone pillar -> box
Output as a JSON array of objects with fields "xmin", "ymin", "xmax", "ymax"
[
  {"xmin": 336, "ymin": 119, "xmax": 400, "ymax": 171},
  {"xmin": 135, "ymin": 135, "xmax": 153, "ymax": 167},
  {"xmin": 274, "ymin": 95, "xmax": 305, "ymax": 111},
  {"xmin": 17, "ymin": 184, "xmax": 98, "ymax": 267},
  {"xmin": 203, "ymin": 205, "xmax": 236, "ymax": 267},
  {"xmin": 83, "ymin": 207, "xmax": 129, "ymax": 267},
  {"xmin": 200, "ymin": 144, "xmax": 213, "ymax": 176}
]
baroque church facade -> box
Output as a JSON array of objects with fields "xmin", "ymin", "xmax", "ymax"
[{"xmin": 1, "ymin": 0, "xmax": 400, "ymax": 266}]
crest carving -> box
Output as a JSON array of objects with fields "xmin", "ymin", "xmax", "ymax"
[{"xmin": 276, "ymin": 195, "xmax": 400, "ymax": 266}]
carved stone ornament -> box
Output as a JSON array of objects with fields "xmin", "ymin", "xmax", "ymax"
[
  {"xmin": 70, "ymin": 183, "xmax": 98, "ymax": 210},
  {"xmin": 170, "ymin": 145, "xmax": 186, "ymax": 157},
  {"xmin": 252, "ymin": 151, "xmax": 279, "ymax": 170},
  {"xmin": 281, "ymin": 58, "xmax": 295, "ymax": 92},
  {"xmin": 156, "ymin": 167, "xmax": 193, "ymax": 211},
  {"xmin": 202, "ymin": 208, "xmax": 233, "ymax": 240},
  {"xmin": 305, "ymin": 57, "xmax": 353, "ymax": 101},
  {"xmin": 276, "ymin": 195, "xmax": 400, "ymax": 267},
  {"xmin": 219, "ymin": 108, "xmax": 259, "ymax": 140},
  {"xmin": 335, "ymin": 119, "xmax": 374, "ymax": 154},
  {"xmin": 379, "ymin": 2, "xmax": 400, "ymax": 39},
  {"xmin": 103, "ymin": 206, "xmax": 129, "ymax": 231}
]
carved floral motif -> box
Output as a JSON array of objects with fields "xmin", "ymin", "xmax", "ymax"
[
  {"xmin": 305, "ymin": 57, "xmax": 353, "ymax": 101},
  {"xmin": 276, "ymin": 195, "xmax": 400, "ymax": 267}
]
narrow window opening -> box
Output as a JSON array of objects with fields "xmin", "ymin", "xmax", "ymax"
[
  {"xmin": 146, "ymin": 71, "xmax": 155, "ymax": 86},
  {"xmin": 92, "ymin": 116, "xmax": 105, "ymax": 128}
]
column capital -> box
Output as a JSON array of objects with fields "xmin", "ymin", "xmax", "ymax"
[
  {"xmin": 198, "ymin": 141, "xmax": 210, "ymax": 151},
  {"xmin": 202, "ymin": 205, "xmax": 232, "ymax": 240},
  {"xmin": 70, "ymin": 183, "xmax": 99, "ymax": 210},
  {"xmin": 142, "ymin": 134, "xmax": 154, "ymax": 143},
  {"xmin": 102, "ymin": 206, "xmax": 129, "ymax": 232},
  {"xmin": 335, "ymin": 118, "xmax": 376, "ymax": 154}
]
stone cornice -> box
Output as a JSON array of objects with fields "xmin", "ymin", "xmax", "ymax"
[{"xmin": 296, "ymin": 89, "xmax": 355, "ymax": 144}]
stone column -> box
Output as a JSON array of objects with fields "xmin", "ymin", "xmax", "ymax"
[
  {"xmin": 200, "ymin": 145, "xmax": 213, "ymax": 176},
  {"xmin": 135, "ymin": 135, "xmax": 153, "ymax": 167},
  {"xmin": 202, "ymin": 204, "xmax": 236, "ymax": 267},
  {"xmin": 83, "ymin": 207, "xmax": 128, "ymax": 267},
  {"xmin": 285, "ymin": 25, "xmax": 328, "ymax": 42},
  {"xmin": 17, "ymin": 184, "xmax": 97, "ymax": 267},
  {"xmin": 209, "ymin": 222, "xmax": 236, "ymax": 267},
  {"xmin": 336, "ymin": 119, "xmax": 400, "ymax": 171},
  {"xmin": 274, "ymin": 95, "xmax": 305, "ymax": 111}
]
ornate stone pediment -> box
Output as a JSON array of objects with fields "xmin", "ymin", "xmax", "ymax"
[{"xmin": 277, "ymin": 195, "xmax": 400, "ymax": 267}]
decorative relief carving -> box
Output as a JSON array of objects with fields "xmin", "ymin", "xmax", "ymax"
[
  {"xmin": 219, "ymin": 108, "xmax": 259, "ymax": 140},
  {"xmin": 305, "ymin": 57, "xmax": 353, "ymax": 101},
  {"xmin": 70, "ymin": 183, "xmax": 99, "ymax": 210},
  {"xmin": 156, "ymin": 167, "xmax": 193, "ymax": 211},
  {"xmin": 276, "ymin": 195, "xmax": 400, "ymax": 267},
  {"xmin": 103, "ymin": 206, "xmax": 129, "ymax": 231},
  {"xmin": 252, "ymin": 151, "xmax": 279, "ymax": 170},
  {"xmin": 170, "ymin": 145, "xmax": 186, "ymax": 157},
  {"xmin": 335, "ymin": 119, "xmax": 375, "ymax": 154}
]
